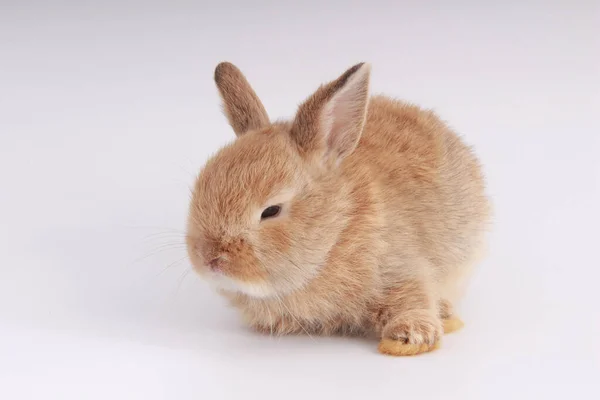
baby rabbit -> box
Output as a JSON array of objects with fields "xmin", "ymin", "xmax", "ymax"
[{"xmin": 186, "ymin": 62, "xmax": 491, "ymax": 356}]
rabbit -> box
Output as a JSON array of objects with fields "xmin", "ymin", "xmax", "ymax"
[{"xmin": 186, "ymin": 61, "xmax": 491, "ymax": 356}]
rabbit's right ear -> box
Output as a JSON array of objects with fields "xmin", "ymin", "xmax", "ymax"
[
  {"xmin": 214, "ymin": 62, "xmax": 270, "ymax": 136},
  {"xmin": 290, "ymin": 63, "xmax": 370, "ymax": 167}
]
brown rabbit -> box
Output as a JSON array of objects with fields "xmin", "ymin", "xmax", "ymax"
[{"xmin": 186, "ymin": 62, "xmax": 491, "ymax": 356}]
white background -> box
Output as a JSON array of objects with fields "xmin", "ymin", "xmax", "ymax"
[{"xmin": 1, "ymin": 1, "xmax": 599, "ymax": 399}]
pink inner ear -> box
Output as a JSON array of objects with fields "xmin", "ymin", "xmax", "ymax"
[
  {"xmin": 329, "ymin": 93, "xmax": 359, "ymax": 156},
  {"xmin": 321, "ymin": 77, "xmax": 369, "ymax": 160}
]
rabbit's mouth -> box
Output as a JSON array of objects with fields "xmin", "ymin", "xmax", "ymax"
[
  {"xmin": 206, "ymin": 269, "xmax": 279, "ymax": 299},
  {"xmin": 196, "ymin": 256, "xmax": 322, "ymax": 299}
]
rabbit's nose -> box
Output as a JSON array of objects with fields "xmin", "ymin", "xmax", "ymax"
[{"xmin": 208, "ymin": 257, "xmax": 223, "ymax": 271}]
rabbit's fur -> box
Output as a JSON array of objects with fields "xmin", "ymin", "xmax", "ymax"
[{"xmin": 186, "ymin": 62, "xmax": 491, "ymax": 355}]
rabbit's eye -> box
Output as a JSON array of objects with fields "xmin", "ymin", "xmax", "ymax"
[{"xmin": 261, "ymin": 205, "xmax": 281, "ymax": 220}]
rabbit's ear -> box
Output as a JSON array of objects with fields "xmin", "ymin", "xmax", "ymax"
[
  {"xmin": 291, "ymin": 63, "xmax": 370, "ymax": 165},
  {"xmin": 214, "ymin": 62, "xmax": 270, "ymax": 136}
]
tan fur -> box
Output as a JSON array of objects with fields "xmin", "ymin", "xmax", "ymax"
[
  {"xmin": 214, "ymin": 62, "xmax": 270, "ymax": 136},
  {"xmin": 186, "ymin": 62, "xmax": 491, "ymax": 356}
]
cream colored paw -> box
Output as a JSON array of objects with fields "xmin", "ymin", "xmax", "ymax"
[
  {"xmin": 443, "ymin": 315, "xmax": 464, "ymax": 334},
  {"xmin": 378, "ymin": 339, "xmax": 440, "ymax": 356},
  {"xmin": 378, "ymin": 311, "xmax": 442, "ymax": 356}
]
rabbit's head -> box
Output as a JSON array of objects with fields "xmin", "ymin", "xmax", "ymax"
[{"xmin": 187, "ymin": 62, "xmax": 370, "ymax": 298}]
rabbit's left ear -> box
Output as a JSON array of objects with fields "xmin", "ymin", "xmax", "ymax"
[
  {"xmin": 290, "ymin": 63, "xmax": 371, "ymax": 165},
  {"xmin": 214, "ymin": 62, "xmax": 270, "ymax": 136}
]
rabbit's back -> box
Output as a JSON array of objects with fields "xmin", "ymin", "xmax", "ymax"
[{"xmin": 347, "ymin": 95, "xmax": 491, "ymax": 300}]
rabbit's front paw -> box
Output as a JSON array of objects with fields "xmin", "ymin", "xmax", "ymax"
[{"xmin": 378, "ymin": 310, "xmax": 442, "ymax": 356}]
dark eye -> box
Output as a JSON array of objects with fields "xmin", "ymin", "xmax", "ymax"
[{"xmin": 260, "ymin": 205, "xmax": 281, "ymax": 220}]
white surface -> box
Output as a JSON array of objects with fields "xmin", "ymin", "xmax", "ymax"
[{"xmin": 1, "ymin": 1, "xmax": 599, "ymax": 399}]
